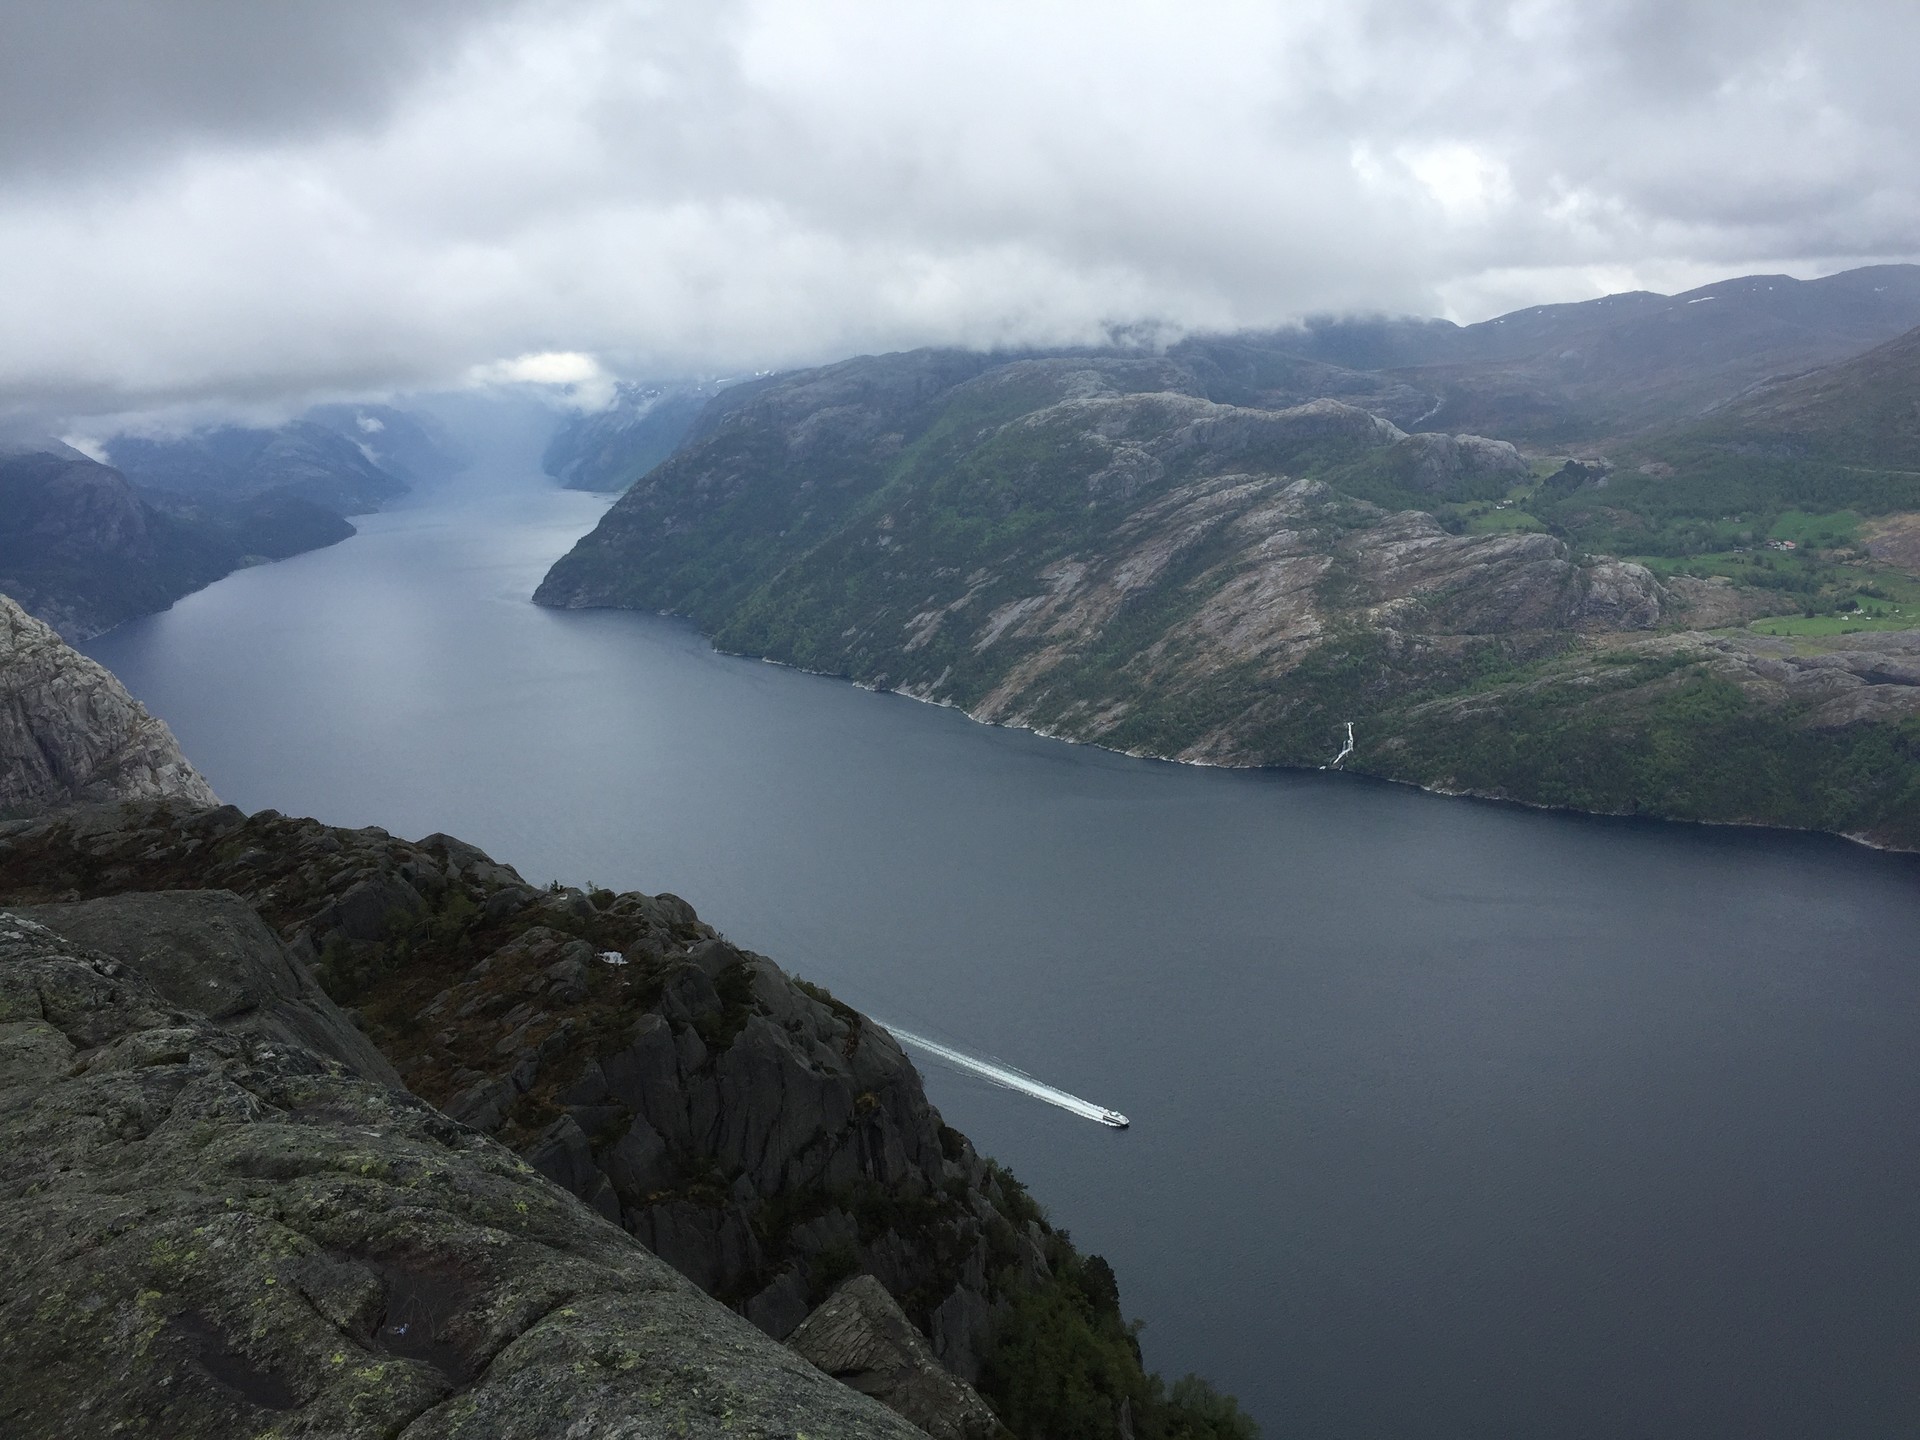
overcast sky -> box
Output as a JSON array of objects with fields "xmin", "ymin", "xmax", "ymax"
[{"xmin": 3, "ymin": 0, "xmax": 1915, "ymax": 426}]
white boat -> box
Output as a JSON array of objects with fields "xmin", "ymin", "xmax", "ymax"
[{"xmin": 1099, "ymin": 1109, "xmax": 1130, "ymax": 1129}]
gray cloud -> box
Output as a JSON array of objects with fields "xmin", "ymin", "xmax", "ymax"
[
  {"xmin": 0, "ymin": 0, "xmax": 526, "ymax": 182},
  {"xmin": 1, "ymin": 0, "xmax": 1915, "ymax": 426}
]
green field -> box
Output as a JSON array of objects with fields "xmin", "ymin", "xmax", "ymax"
[
  {"xmin": 1459, "ymin": 504, "xmax": 1549, "ymax": 534},
  {"xmin": 1749, "ymin": 612, "xmax": 1920, "ymax": 636},
  {"xmin": 1767, "ymin": 509, "xmax": 1863, "ymax": 547}
]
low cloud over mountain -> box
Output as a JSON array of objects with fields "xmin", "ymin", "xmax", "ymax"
[{"xmin": 2, "ymin": 0, "xmax": 1917, "ymax": 422}]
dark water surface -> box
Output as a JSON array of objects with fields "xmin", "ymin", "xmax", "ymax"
[{"xmin": 88, "ymin": 479, "xmax": 1920, "ymax": 1439}]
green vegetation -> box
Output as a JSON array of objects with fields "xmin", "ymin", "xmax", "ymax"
[
  {"xmin": 541, "ymin": 348, "xmax": 1920, "ymax": 848},
  {"xmin": 1320, "ymin": 444, "xmax": 1515, "ymax": 513},
  {"xmin": 1513, "ymin": 446, "xmax": 1920, "ymax": 568},
  {"xmin": 1456, "ymin": 503, "xmax": 1549, "ymax": 535},
  {"xmin": 1372, "ymin": 656, "xmax": 1920, "ymax": 846},
  {"xmin": 1768, "ymin": 509, "xmax": 1863, "ymax": 546},
  {"xmin": 1749, "ymin": 612, "xmax": 1918, "ymax": 636},
  {"xmin": 979, "ymin": 1234, "xmax": 1258, "ymax": 1440}
]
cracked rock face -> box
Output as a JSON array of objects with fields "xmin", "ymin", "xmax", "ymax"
[
  {"xmin": 0, "ymin": 912, "xmax": 921, "ymax": 1440},
  {"xmin": 15, "ymin": 888, "xmax": 402, "ymax": 1088},
  {"xmin": 0, "ymin": 593, "xmax": 218, "ymax": 819}
]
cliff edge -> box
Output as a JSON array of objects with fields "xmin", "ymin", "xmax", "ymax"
[
  {"xmin": 0, "ymin": 593, "xmax": 217, "ymax": 819},
  {"xmin": 0, "ymin": 911, "xmax": 921, "ymax": 1439}
]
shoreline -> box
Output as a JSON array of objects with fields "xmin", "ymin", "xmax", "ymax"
[{"xmin": 645, "ymin": 614, "xmax": 1920, "ymax": 859}]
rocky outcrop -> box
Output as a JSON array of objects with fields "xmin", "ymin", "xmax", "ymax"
[
  {"xmin": 0, "ymin": 912, "xmax": 920, "ymax": 1439},
  {"xmin": 1402, "ymin": 629, "xmax": 1920, "ymax": 735},
  {"xmin": 1389, "ymin": 431, "xmax": 1532, "ymax": 495},
  {"xmin": 0, "ymin": 801, "xmax": 1052, "ymax": 1383},
  {"xmin": 0, "ymin": 593, "xmax": 218, "ymax": 818},
  {"xmin": 16, "ymin": 888, "xmax": 400, "ymax": 1087},
  {"xmin": 1703, "ymin": 630, "xmax": 1920, "ymax": 728},
  {"xmin": 1575, "ymin": 559, "xmax": 1666, "ymax": 630},
  {"xmin": 790, "ymin": 1275, "xmax": 1002, "ymax": 1440},
  {"xmin": 0, "ymin": 799, "xmax": 1266, "ymax": 1435},
  {"xmin": 1861, "ymin": 512, "xmax": 1920, "ymax": 576}
]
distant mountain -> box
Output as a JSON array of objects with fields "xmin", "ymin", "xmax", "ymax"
[
  {"xmin": 0, "ymin": 447, "xmax": 351, "ymax": 639},
  {"xmin": 109, "ymin": 418, "xmax": 408, "ymax": 515},
  {"xmin": 542, "ymin": 380, "xmax": 719, "ymax": 492},
  {"xmin": 1278, "ymin": 264, "xmax": 1920, "ymax": 442},
  {"xmin": 303, "ymin": 401, "xmax": 466, "ymax": 486},
  {"xmin": 1516, "ymin": 320, "xmax": 1920, "ymax": 566},
  {"xmin": 1688, "ymin": 321, "xmax": 1920, "ymax": 470},
  {"xmin": 1166, "ymin": 335, "xmax": 1441, "ymax": 425},
  {"xmin": 533, "ymin": 266, "xmax": 1920, "ymax": 496}
]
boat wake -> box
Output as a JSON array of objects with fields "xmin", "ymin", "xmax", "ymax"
[{"xmin": 878, "ymin": 1023, "xmax": 1129, "ymax": 1129}]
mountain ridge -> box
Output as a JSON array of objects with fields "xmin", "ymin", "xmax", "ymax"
[{"xmin": 0, "ymin": 447, "xmax": 353, "ymax": 641}]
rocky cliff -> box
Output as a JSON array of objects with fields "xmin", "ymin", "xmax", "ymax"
[
  {"xmin": 0, "ymin": 910, "xmax": 924, "ymax": 1439},
  {"xmin": 0, "ymin": 594, "xmax": 217, "ymax": 819},
  {"xmin": 15, "ymin": 888, "xmax": 400, "ymax": 1087},
  {"xmin": 0, "ymin": 799, "xmax": 1248, "ymax": 1437},
  {"xmin": 0, "ymin": 800, "xmax": 1043, "ymax": 1373}
]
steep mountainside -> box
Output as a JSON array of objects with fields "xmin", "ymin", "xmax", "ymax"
[
  {"xmin": 0, "ymin": 799, "xmax": 1254, "ymax": 1439},
  {"xmin": 1687, "ymin": 322, "xmax": 1920, "ymax": 469},
  {"xmin": 111, "ymin": 419, "xmax": 408, "ymax": 515},
  {"xmin": 0, "ymin": 594, "xmax": 217, "ymax": 818},
  {"xmin": 0, "ymin": 447, "xmax": 353, "ymax": 639},
  {"xmin": 305, "ymin": 402, "xmax": 467, "ymax": 487},
  {"xmin": 0, "ymin": 911, "xmax": 924, "ymax": 1439},
  {"xmin": 543, "ymin": 381, "xmax": 719, "ymax": 492},
  {"xmin": 537, "ymin": 342, "xmax": 1920, "ymax": 847}
]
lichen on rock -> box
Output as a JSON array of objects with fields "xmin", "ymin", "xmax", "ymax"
[{"xmin": 0, "ymin": 911, "xmax": 922, "ymax": 1439}]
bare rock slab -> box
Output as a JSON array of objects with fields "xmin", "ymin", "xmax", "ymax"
[
  {"xmin": 790, "ymin": 1274, "xmax": 1001, "ymax": 1440},
  {"xmin": 0, "ymin": 912, "xmax": 922, "ymax": 1440}
]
